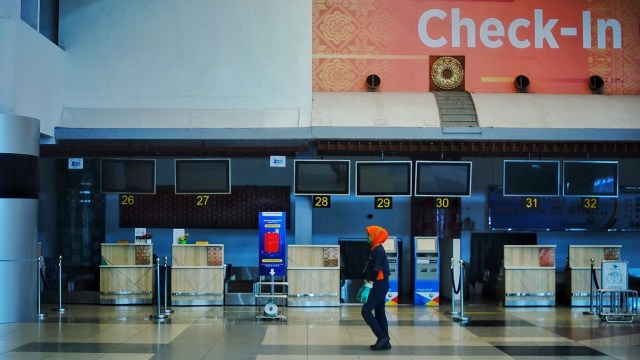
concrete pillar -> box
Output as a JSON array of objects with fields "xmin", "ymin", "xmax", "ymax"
[
  {"xmin": 0, "ymin": 114, "xmax": 39, "ymax": 323},
  {"xmin": 294, "ymin": 196, "xmax": 312, "ymax": 245}
]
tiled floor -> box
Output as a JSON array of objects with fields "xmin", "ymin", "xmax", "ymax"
[{"xmin": 0, "ymin": 301, "xmax": 638, "ymax": 359}]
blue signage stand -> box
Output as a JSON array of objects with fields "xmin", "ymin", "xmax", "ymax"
[{"xmin": 258, "ymin": 212, "xmax": 286, "ymax": 276}]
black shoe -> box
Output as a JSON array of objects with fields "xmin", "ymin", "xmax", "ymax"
[
  {"xmin": 369, "ymin": 337, "xmax": 383, "ymax": 349},
  {"xmin": 369, "ymin": 336, "xmax": 387, "ymax": 348},
  {"xmin": 370, "ymin": 336, "xmax": 390, "ymax": 350}
]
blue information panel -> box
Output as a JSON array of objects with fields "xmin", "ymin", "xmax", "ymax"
[
  {"xmin": 258, "ymin": 212, "xmax": 287, "ymax": 276},
  {"xmin": 489, "ymin": 188, "xmax": 640, "ymax": 231}
]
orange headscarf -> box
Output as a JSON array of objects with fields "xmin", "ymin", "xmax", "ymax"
[
  {"xmin": 366, "ymin": 225, "xmax": 388, "ymax": 250},
  {"xmin": 366, "ymin": 225, "xmax": 389, "ymax": 280}
]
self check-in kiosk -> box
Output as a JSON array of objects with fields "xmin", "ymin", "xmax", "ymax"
[
  {"xmin": 339, "ymin": 236, "xmax": 400, "ymax": 304},
  {"xmin": 414, "ymin": 236, "xmax": 440, "ymax": 306},
  {"xmin": 383, "ymin": 236, "xmax": 399, "ymax": 305}
]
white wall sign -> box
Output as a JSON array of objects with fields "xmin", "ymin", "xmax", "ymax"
[
  {"xmin": 173, "ymin": 229, "xmax": 185, "ymax": 244},
  {"xmin": 68, "ymin": 158, "xmax": 84, "ymax": 169},
  {"xmin": 270, "ymin": 156, "xmax": 286, "ymax": 168},
  {"xmin": 601, "ymin": 260, "xmax": 628, "ymax": 290}
]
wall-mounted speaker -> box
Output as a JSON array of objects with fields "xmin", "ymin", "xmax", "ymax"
[
  {"xmin": 588, "ymin": 75, "xmax": 604, "ymax": 94},
  {"xmin": 366, "ymin": 74, "xmax": 381, "ymax": 91},
  {"xmin": 514, "ymin": 75, "xmax": 530, "ymax": 93}
]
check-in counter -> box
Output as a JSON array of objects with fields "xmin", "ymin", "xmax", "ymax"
[
  {"xmin": 171, "ymin": 244, "xmax": 225, "ymax": 305},
  {"xmin": 100, "ymin": 243, "xmax": 154, "ymax": 304},
  {"xmin": 287, "ymin": 245, "xmax": 340, "ymax": 306},
  {"xmin": 566, "ymin": 245, "xmax": 621, "ymax": 306},
  {"xmin": 502, "ymin": 245, "xmax": 556, "ymax": 306}
]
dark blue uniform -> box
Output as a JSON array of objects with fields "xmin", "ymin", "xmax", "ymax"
[{"xmin": 361, "ymin": 244, "xmax": 391, "ymax": 342}]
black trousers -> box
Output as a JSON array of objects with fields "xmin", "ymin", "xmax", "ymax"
[{"xmin": 361, "ymin": 278, "xmax": 390, "ymax": 340}]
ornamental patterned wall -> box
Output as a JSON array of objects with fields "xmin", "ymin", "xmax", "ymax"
[
  {"xmin": 312, "ymin": 0, "xmax": 640, "ymax": 94},
  {"xmin": 119, "ymin": 186, "xmax": 290, "ymax": 229}
]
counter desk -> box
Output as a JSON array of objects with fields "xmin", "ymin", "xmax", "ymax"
[
  {"xmin": 171, "ymin": 244, "xmax": 225, "ymax": 306},
  {"xmin": 566, "ymin": 245, "xmax": 621, "ymax": 306},
  {"xmin": 287, "ymin": 245, "xmax": 340, "ymax": 307},
  {"xmin": 100, "ymin": 243, "xmax": 154, "ymax": 304},
  {"xmin": 502, "ymin": 245, "xmax": 556, "ymax": 306}
]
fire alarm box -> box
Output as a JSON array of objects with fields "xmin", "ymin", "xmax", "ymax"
[{"xmin": 264, "ymin": 232, "xmax": 280, "ymax": 253}]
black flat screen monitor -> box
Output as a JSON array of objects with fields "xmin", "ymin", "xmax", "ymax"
[
  {"xmin": 175, "ymin": 159, "xmax": 231, "ymax": 194},
  {"xmin": 101, "ymin": 159, "xmax": 156, "ymax": 194},
  {"xmin": 503, "ymin": 160, "xmax": 560, "ymax": 196},
  {"xmin": 415, "ymin": 161, "xmax": 472, "ymax": 197},
  {"xmin": 294, "ymin": 160, "xmax": 350, "ymax": 195},
  {"xmin": 356, "ymin": 161, "xmax": 412, "ymax": 196},
  {"xmin": 563, "ymin": 161, "xmax": 618, "ymax": 197}
]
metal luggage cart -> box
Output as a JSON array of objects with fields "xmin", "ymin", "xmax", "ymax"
[
  {"xmin": 254, "ymin": 281, "xmax": 288, "ymax": 322},
  {"xmin": 596, "ymin": 260, "xmax": 637, "ymax": 323},
  {"xmin": 597, "ymin": 289, "xmax": 637, "ymax": 323}
]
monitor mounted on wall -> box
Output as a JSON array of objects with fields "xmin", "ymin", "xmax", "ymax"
[
  {"xmin": 563, "ymin": 161, "xmax": 618, "ymax": 197},
  {"xmin": 415, "ymin": 161, "xmax": 472, "ymax": 197},
  {"xmin": 101, "ymin": 159, "xmax": 156, "ymax": 194},
  {"xmin": 175, "ymin": 159, "xmax": 231, "ymax": 194},
  {"xmin": 355, "ymin": 161, "xmax": 412, "ymax": 196},
  {"xmin": 503, "ymin": 160, "xmax": 560, "ymax": 197},
  {"xmin": 293, "ymin": 160, "xmax": 350, "ymax": 196}
]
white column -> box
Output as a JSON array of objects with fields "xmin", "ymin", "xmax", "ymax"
[{"xmin": 0, "ymin": 114, "xmax": 40, "ymax": 323}]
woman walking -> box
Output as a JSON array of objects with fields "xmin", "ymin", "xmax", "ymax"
[{"xmin": 357, "ymin": 225, "xmax": 391, "ymax": 351}]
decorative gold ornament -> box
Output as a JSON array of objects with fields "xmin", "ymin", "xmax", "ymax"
[{"xmin": 431, "ymin": 57, "xmax": 464, "ymax": 90}]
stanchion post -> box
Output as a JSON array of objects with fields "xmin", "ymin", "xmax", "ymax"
[
  {"xmin": 452, "ymin": 259, "xmax": 469, "ymax": 324},
  {"xmin": 459, "ymin": 260, "xmax": 466, "ymax": 319},
  {"xmin": 149, "ymin": 257, "xmax": 169, "ymax": 321},
  {"xmin": 52, "ymin": 255, "xmax": 67, "ymax": 313},
  {"xmin": 36, "ymin": 256, "xmax": 46, "ymax": 320},
  {"xmin": 583, "ymin": 257, "xmax": 596, "ymax": 315},
  {"xmin": 448, "ymin": 258, "xmax": 459, "ymax": 315},
  {"xmin": 162, "ymin": 256, "xmax": 173, "ymax": 314}
]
